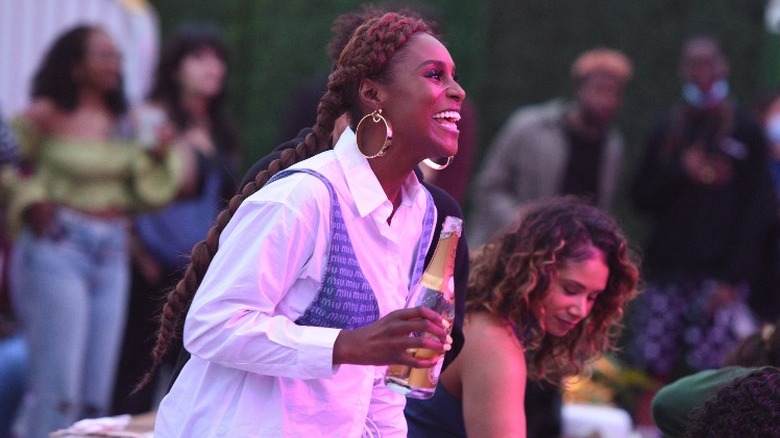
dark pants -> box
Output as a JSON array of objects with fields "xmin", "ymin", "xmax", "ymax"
[{"xmin": 111, "ymin": 264, "xmax": 179, "ymax": 415}]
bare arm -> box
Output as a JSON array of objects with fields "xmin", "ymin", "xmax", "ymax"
[{"xmin": 461, "ymin": 312, "xmax": 527, "ymax": 438}]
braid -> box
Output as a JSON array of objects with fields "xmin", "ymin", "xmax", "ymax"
[{"xmin": 139, "ymin": 12, "xmax": 430, "ymax": 391}]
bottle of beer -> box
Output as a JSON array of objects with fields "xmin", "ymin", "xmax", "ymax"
[{"xmin": 384, "ymin": 215, "xmax": 462, "ymax": 399}]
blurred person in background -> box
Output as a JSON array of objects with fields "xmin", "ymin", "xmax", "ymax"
[
  {"xmin": 0, "ymin": 0, "xmax": 159, "ymax": 116},
  {"xmin": 110, "ymin": 23, "xmax": 240, "ymax": 416},
  {"xmin": 3, "ymin": 25, "xmax": 180, "ymax": 437},
  {"xmin": 0, "ymin": 108, "xmax": 19, "ymax": 163},
  {"xmin": 0, "ymin": 107, "xmax": 25, "ymax": 438},
  {"xmin": 468, "ymin": 48, "xmax": 632, "ymax": 248},
  {"xmin": 625, "ymin": 34, "xmax": 777, "ymax": 432},
  {"xmin": 749, "ymin": 90, "xmax": 780, "ymax": 323}
]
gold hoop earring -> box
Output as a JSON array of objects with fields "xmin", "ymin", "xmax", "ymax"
[
  {"xmin": 355, "ymin": 109, "xmax": 392, "ymax": 159},
  {"xmin": 423, "ymin": 156, "xmax": 454, "ymax": 171}
]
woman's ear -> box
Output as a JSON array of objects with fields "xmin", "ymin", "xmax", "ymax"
[{"xmin": 358, "ymin": 78, "xmax": 386, "ymax": 109}]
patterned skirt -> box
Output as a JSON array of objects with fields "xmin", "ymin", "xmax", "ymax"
[{"xmin": 623, "ymin": 278, "xmax": 757, "ymax": 379}]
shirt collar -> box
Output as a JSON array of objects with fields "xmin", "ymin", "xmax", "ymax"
[{"xmin": 334, "ymin": 128, "xmax": 423, "ymax": 218}]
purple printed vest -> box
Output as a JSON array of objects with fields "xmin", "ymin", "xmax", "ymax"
[{"xmin": 268, "ymin": 168, "xmax": 435, "ymax": 330}]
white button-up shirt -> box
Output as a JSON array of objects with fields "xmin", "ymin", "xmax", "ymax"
[{"xmin": 154, "ymin": 128, "xmax": 434, "ymax": 437}]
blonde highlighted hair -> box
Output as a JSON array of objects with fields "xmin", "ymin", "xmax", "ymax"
[{"xmin": 467, "ymin": 196, "xmax": 641, "ymax": 382}]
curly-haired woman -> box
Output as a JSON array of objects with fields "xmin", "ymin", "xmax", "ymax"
[{"xmin": 405, "ymin": 196, "xmax": 641, "ymax": 437}]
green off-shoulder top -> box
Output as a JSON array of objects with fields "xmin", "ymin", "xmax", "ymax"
[{"xmin": 1, "ymin": 117, "xmax": 183, "ymax": 234}]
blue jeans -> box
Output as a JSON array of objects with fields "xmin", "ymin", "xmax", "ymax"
[
  {"xmin": 0, "ymin": 333, "xmax": 26, "ymax": 438},
  {"xmin": 11, "ymin": 208, "xmax": 129, "ymax": 437}
]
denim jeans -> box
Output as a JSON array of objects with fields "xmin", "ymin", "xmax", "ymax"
[
  {"xmin": 0, "ymin": 333, "xmax": 26, "ymax": 438},
  {"xmin": 11, "ymin": 208, "xmax": 129, "ymax": 437}
]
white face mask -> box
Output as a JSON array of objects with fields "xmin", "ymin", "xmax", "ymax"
[
  {"xmin": 766, "ymin": 113, "xmax": 780, "ymax": 145},
  {"xmin": 682, "ymin": 79, "xmax": 729, "ymax": 108}
]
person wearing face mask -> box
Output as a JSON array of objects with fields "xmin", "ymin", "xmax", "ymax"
[{"xmin": 625, "ymin": 34, "xmax": 778, "ymax": 431}]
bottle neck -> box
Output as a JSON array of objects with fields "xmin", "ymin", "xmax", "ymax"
[{"xmin": 420, "ymin": 230, "xmax": 459, "ymax": 300}]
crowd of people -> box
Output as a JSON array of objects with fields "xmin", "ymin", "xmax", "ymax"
[
  {"xmin": 0, "ymin": 16, "xmax": 238, "ymax": 438},
  {"xmin": 0, "ymin": 3, "xmax": 779, "ymax": 438}
]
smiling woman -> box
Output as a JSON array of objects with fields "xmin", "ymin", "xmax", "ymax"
[
  {"xmin": 405, "ymin": 196, "xmax": 641, "ymax": 438},
  {"xmin": 542, "ymin": 253, "xmax": 609, "ymax": 337},
  {"xmin": 143, "ymin": 11, "xmax": 467, "ymax": 438}
]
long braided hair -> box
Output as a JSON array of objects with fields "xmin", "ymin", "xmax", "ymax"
[{"xmin": 139, "ymin": 12, "xmax": 431, "ymax": 388}]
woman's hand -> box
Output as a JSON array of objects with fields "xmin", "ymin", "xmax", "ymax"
[
  {"xmin": 332, "ymin": 306, "xmax": 451, "ymax": 367},
  {"xmin": 148, "ymin": 122, "xmax": 176, "ymax": 161},
  {"xmin": 130, "ymin": 238, "xmax": 163, "ymax": 284},
  {"xmin": 179, "ymin": 126, "xmax": 215, "ymax": 156},
  {"xmin": 171, "ymin": 126, "xmax": 216, "ymax": 197},
  {"xmin": 133, "ymin": 104, "xmax": 173, "ymax": 160}
]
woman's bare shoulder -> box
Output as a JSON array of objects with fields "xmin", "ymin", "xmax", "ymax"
[
  {"xmin": 463, "ymin": 312, "xmax": 525, "ymax": 356},
  {"xmin": 459, "ymin": 311, "xmax": 528, "ymax": 437}
]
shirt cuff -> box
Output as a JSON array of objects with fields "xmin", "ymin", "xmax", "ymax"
[{"xmin": 297, "ymin": 326, "xmax": 342, "ymax": 379}]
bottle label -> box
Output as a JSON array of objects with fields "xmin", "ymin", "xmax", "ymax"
[{"xmin": 420, "ymin": 272, "xmax": 443, "ymax": 291}]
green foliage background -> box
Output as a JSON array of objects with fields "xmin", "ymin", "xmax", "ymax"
[
  {"xmin": 149, "ymin": 0, "xmax": 487, "ymax": 169},
  {"xmin": 150, "ymin": 0, "xmax": 775, "ymax": 240}
]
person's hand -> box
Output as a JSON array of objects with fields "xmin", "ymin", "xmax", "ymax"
[
  {"xmin": 170, "ymin": 126, "xmax": 217, "ymax": 197},
  {"xmin": 682, "ymin": 143, "xmax": 732, "ymax": 186},
  {"xmin": 332, "ymin": 306, "xmax": 452, "ymax": 367},
  {"xmin": 148, "ymin": 122, "xmax": 176, "ymax": 161},
  {"xmin": 129, "ymin": 233, "xmax": 163, "ymax": 284},
  {"xmin": 136, "ymin": 251, "xmax": 163, "ymax": 284},
  {"xmin": 23, "ymin": 202, "xmax": 56, "ymax": 237},
  {"xmin": 682, "ymin": 144, "xmax": 710, "ymax": 183},
  {"xmin": 179, "ymin": 126, "xmax": 215, "ymax": 156}
]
